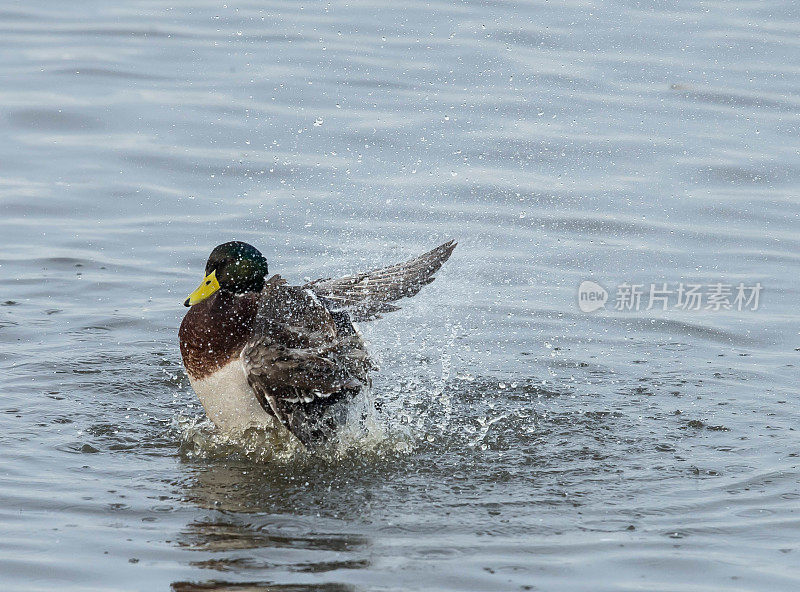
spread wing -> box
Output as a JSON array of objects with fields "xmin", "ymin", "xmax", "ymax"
[{"xmin": 304, "ymin": 240, "xmax": 456, "ymax": 321}]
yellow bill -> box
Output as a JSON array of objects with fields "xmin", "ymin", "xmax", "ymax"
[{"xmin": 184, "ymin": 270, "xmax": 220, "ymax": 307}]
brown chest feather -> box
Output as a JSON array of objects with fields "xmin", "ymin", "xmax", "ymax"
[{"xmin": 179, "ymin": 292, "xmax": 258, "ymax": 379}]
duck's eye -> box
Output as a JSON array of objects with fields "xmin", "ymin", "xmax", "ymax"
[{"xmin": 205, "ymin": 281, "xmax": 211, "ymax": 285}]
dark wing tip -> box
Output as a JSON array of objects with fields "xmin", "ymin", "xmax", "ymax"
[
  {"xmin": 419, "ymin": 239, "xmax": 457, "ymax": 276},
  {"xmin": 432, "ymin": 239, "xmax": 457, "ymax": 263},
  {"xmin": 441, "ymin": 239, "xmax": 457, "ymax": 257}
]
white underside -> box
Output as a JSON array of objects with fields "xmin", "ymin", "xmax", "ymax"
[{"xmin": 188, "ymin": 357, "xmax": 275, "ymax": 434}]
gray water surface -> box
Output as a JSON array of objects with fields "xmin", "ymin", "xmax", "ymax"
[{"xmin": 2, "ymin": 1, "xmax": 799, "ymax": 590}]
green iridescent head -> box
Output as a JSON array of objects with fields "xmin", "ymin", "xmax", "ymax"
[{"xmin": 184, "ymin": 241, "xmax": 268, "ymax": 306}]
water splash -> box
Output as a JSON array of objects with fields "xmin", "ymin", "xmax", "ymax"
[{"xmin": 174, "ymin": 388, "xmax": 416, "ymax": 465}]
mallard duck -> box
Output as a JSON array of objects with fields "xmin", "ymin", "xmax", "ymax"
[{"xmin": 179, "ymin": 240, "xmax": 456, "ymax": 447}]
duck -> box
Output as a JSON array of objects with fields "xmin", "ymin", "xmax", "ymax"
[{"xmin": 179, "ymin": 239, "xmax": 456, "ymax": 447}]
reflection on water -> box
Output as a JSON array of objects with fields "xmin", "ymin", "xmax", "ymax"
[{"xmin": 174, "ymin": 464, "xmax": 371, "ymax": 591}]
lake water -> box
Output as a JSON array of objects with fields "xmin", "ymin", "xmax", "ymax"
[{"xmin": 1, "ymin": 1, "xmax": 799, "ymax": 590}]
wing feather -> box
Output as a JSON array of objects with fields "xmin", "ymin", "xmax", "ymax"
[
  {"xmin": 241, "ymin": 280, "xmax": 372, "ymax": 447},
  {"xmin": 304, "ymin": 240, "xmax": 456, "ymax": 321}
]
